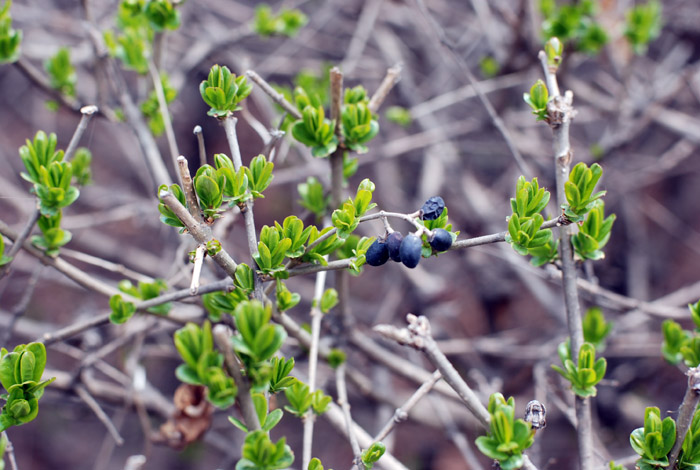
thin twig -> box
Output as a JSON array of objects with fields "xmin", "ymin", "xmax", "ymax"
[
  {"xmin": 246, "ymin": 70, "xmax": 302, "ymax": 120},
  {"xmin": 336, "ymin": 363, "xmax": 364, "ymax": 469},
  {"xmin": 538, "ymin": 47, "xmax": 592, "ymax": 470},
  {"xmin": 413, "ymin": 0, "xmax": 533, "ymax": 179},
  {"xmin": 189, "ymin": 244, "xmax": 206, "ymax": 295},
  {"xmin": 193, "ymin": 126, "xmax": 207, "ymax": 168},
  {"xmin": 669, "ymin": 367, "xmax": 700, "ymax": 466},
  {"xmin": 0, "ymin": 265, "xmax": 43, "ymax": 345},
  {"xmin": 65, "ymin": 105, "xmax": 99, "ymax": 161},
  {"xmin": 374, "ymin": 315, "xmax": 490, "ymax": 428},
  {"xmin": 1, "ymin": 431, "xmax": 19, "ymax": 470},
  {"xmin": 14, "ymin": 57, "xmax": 81, "ymax": 111},
  {"xmin": 212, "ymin": 325, "xmax": 261, "ymax": 431},
  {"xmin": 148, "ymin": 60, "xmax": 180, "ymax": 177},
  {"xmin": 221, "ymin": 116, "xmax": 263, "ymax": 300},
  {"xmin": 373, "ymin": 370, "xmax": 442, "ymax": 442},
  {"xmin": 158, "ymin": 190, "xmax": 238, "ymax": 278},
  {"xmin": 75, "ymin": 383, "xmax": 125, "ymax": 445},
  {"xmin": 302, "ymin": 267, "xmax": 329, "ymax": 470},
  {"xmin": 368, "ymin": 64, "xmax": 402, "ymax": 114},
  {"xmin": 176, "ymin": 156, "xmax": 204, "ymax": 224}
]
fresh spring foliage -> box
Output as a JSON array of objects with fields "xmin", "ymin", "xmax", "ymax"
[
  {"xmin": 298, "ymin": 176, "xmax": 328, "ymax": 221},
  {"xmin": 505, "ymin": 176, "xmax": 555, "ymax": 265},
  {"xmin": 540, "ymin": 0, "xmax": 608, "ymax": 54},
  {"xmin": 361, "ymin": 442, "xmax": 387, "ymax": 470},
  {"xmin": 678, "ymin": 406, "xmax": 700, "ymax": 469},
  {"xmin": 229, "ymin": 393, "xmax": 283, "ymax": 433},
  {"xmin": 475, "ymin": 393, "xmax": 535, "ymax": 470},
  {"xmin": 118, "ymin": 278, "xmax": 171, "ymax": 315},
  {"xmin": 563, "ymin": 162, "xmax": 606, "ymax": 222},
  {"xmin": 291, "ymin": 104, "xmax": 338, "ymax": 158},
  {"xmin": 625, "ymin": 1, "xmax": 662, "ymax": 54},
  {"xmin": 571, "ymin": 200, "xmax": 616, "ymax": 260},
  {"xmin": 523, "ymin": 80, "xmax": 549, "ymax": 122},
  {"xmin": 331, "ymin": 178, "xmax": 377, "ymax": 239},
  {"xmin": 283, "ymin": 379, "xmax": 331, "ymax": 417},
  {"xmin": 235, "ymin": 430, "xmax": 294, "ymax": 470},
  {"xmin": 661, "ymin": 301, "xmax": 700, "ymax": 366},
  {"xmin": 141, "ymin": 74, "xmax": 177, "ymax": 136},
  {"xmin": 0, "ymin": 236, "xmax": 11, "ymax": 267},
  {"xmin": 108, "ymin": 294, "xmax": 136, "ymax": 324},
  {"xmin": 630, "ymin": 406, "xmax": 676, "ymax": 470},
  {"xmin": 0, "ymin": 342, "xmax": 56, "ymax": 432},
  {"xmin": 31, "ymin": 212, "xmax": 71, "ymax": 256},
  {"xmin": 551, "ymin": 341, "xmax": 607, "ymax": 397},
  {"xmin": 252, "ymin": 4, "xmax": 307, "ymax": 38},
  {"xmin": 173, "ymin": 321, "xmax": 238, "ymax": 409},
  {"xmin": 44, "ymin": 47, "xmax": 76, "ymax": 100},
  {"xmin": 200, "ymin": 65, "xmax": 253, "ymax": 117},
  {"xmin": 0, "ymin": 0, "xmax": 21, "ymax": 64},
  {"xmin": 582, "ymin": 307, "xmax": 613, "ymax": 350}
]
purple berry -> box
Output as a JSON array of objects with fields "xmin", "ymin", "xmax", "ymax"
[
  {"xmin": 429, "ymin": 228, "xmax": 453, "ymax": 252},
  {"xmin": 399, "ymin": 234, "xmax": 422, "ymax": 268},
  {"xmin": 386, "ymin": 232, "xmax": 403, "ymax": 262},
  {"xmin": 366, "ymin": 239, "xmax": 389, "ymax": 266},
  {"xmin": 421, "ymin": 196, "xmax": 445, "ymax": 220}
]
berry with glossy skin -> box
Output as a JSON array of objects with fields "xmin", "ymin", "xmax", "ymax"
[
  {"xmin": 429, "ymin": 228, "xmax": 453, "ymax": 252},
  {"xmin": 399, "ymin": 233, "xmax": 422, "ymax": 268},
  {"xmin": 365, "ymin": 239, "xmax": 389, "ymax": 266},
  {"xmin": 386, "ymin": 232, "xmax": 403, "ymax": 262},
  {"xmin": 420, "ymin": 196, "xmax": 445, "ymax": 220}
]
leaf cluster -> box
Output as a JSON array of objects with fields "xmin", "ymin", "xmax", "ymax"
[
  {"xmin": 0, "ymin": 0, "xmax": 21, "ymax": 64},
  {"xmin": 563, "ymin": 162, "xmax": 606, "ymax": 222},
  {"xmin": 200, "ymin": 65, "xmax": 253, "ymax": 117},
  {"xmin": 551, "ymin": 341, "xmax": 607, "ymax": 397},
  {"xmin": 361, "ymin": 442, "xmax": 386, "ymax": 470},
  {"xmin": 173, "ymin": 321, "xmax": 237, "ymax": 409},
  {"xmin": 31, "ymin": 212, "xmax": 71, "ymax": 257},
  {"xmin": 572, "ymin": 200, "xmax": 616, "ymax": 260},
  {"xmin": 140, "ymin": 73, "xmax": 177, "ymax": 136},
  {"xmin": 679, "ymin": 406, "xmax": 700, "ymax": 469},
  {"xmin": 630, "ymin": 406, "xmax": 676, "ymax": 469},
  {"xmin": 540, "ymin": 0, "xmax": 608, "ymax": 54},
  {"xmin": 505, "ymin": 177, "xmax": 555, "ymax": 264},
  {"xmin": 331, "ymin": 179, "xmax": 377, "ymax": 239},
  {"xmin": 661, "ymin": 301, "xmax": 700, "ymax": 366},
  {"xmin": 252, "ymin": 4, "xmax": 307, "ymax": 38},
  {"xmin": 582, "ymin": 307, "xmax": 613, "ymax": 350},
  {"xmin": 475, "ymin": 393, "xmax": 535, "ymax": 470},
  {"xmin": 283, "ymin": 379, "xmax": 331, "ymax": 417},
  {"xmin": 625, "ymin": 1, "xmax": 662, "ymax": 55},
  {"xmin": 118, "ymin": 278, "xmax": 170, "ymax": 315},
  {"xmin": 108, "ymin": 294, "xmax": 136, "ymax": 324},
  {"xmin": 523, "ymin": 80, "xmax": 549, "ymax": 122},
  {"xmin": 44, "ymin": 47, "xmax": 76, "ymax": 98},
  {"xmin": 235, "ymin": 430, "xmax": 294, "ymax": 470},
  {"xmin": 0, "ymin": 343, "xmax": 55, "ymax": 432}
]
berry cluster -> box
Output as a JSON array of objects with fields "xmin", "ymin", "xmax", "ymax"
[{"xmin": 366, "ymin": 197, "xmax": 453, "ymax": 269}]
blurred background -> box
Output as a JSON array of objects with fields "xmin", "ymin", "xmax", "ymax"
[{"xmin": 1, "ymin": 0, "xmax": 700, "ymax": 469}]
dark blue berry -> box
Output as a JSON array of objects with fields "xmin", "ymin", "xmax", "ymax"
[
  {"xmin": 386, "ymin": 232, "xmax": 403, "ymax": 262},
  {"xmin": 429, "ymin": 228, "xmax": 453, "ymax": 252},
  {"xmin": 399, "ymin": 234, "xmax": 422, "ymax": 268},
  {"xmin": 365, "ymin": 239, "xmax": 389, "ymax": 266},
  {"xmin": 421, "ymin": 196, "xmax": 445, "ymax": 220}
]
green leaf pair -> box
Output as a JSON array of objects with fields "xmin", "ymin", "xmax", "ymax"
[
  {"xmin": 301, "ymin": 226, "xmax": 344, "ymax": 265},
  {"xmin": 551, "ymin": 341, "xmax": 607, "ymax": 397},
  {"xmin": 45, "ymin": 48, "xmax": 76, "ymax": 98},
  {"xmin": 331, "ymin": 179, "xmax": 377, "ymax": 239},
  {"xmin": 229, "ymin": 393, "xmax": 283, "ymax": 433},
  {"xmin": 202, "ymin": 289, "xmax": 249, "ymax": 322},
  {"xmin": 291, "ymin": 105, "xmax": 338, "ymax": 157},
  {"xmin": 506, "ymin": 213, "xmax": 553, "ymax": 256},
  {"xmin": 0, "ymin": 342, "xmax": 56, "ymax": 432},
  {"xmin": 194, "ymin": 164, "xmax": 226, "ymax": 220},
  {"xmin": 232, "ymin": 300, "xmax": 287, "ymax": 367},
  {"xmin": 32, "ymin": 212, "xmax": 72, "ymax": 257},
  {"xmin": 34, "ymin": 161, "xmax": 80, "ymax": 217},
  {"xmin": 582, "ymin": 307, "xmax": 613, "ymax": 351},
  {"xmin": 235, "ymin": 430, "xmax": 294, "ymax": 470},
  {"xmin": 19, "ymin": 131, "xmax": 65, "ymax": 186},
  {"xmin": 283, "ymin": 380, "xmax": 331, "ymax": 417},
  {"xmin": 662, "ymin": 303, "xmax": 700, "ymax": 367},
  {"xmin": 275, "ymin": 280, "xmax": 300, "ymax": 312},
  {"xmin": 572, "ymin": 200, "xmax": 616, "ymax": 260},
  {"xmin": 630, "ymin": 407, "xmax": 676, "ymax": 469},
  {"xmin": 563, "ymin": 162, "xmax": 606, "ymax": 222},
  {"xmin": 361, "ymin": 442, "xmax": 386, "ymax": 470},
  {"xmin": 200, "ymin": 65, "xmax": 253, "ymax": 117},
  {"xmin": 275, "ymin": 216, "xmax": 312, "ymax": 258},
  {"xmin": 255, "ymin": 226, "xmax": 292, "ymax": 278},
  {"xmin": 475, "ymin": 393, "xmax": 535, "ymax": 470},
  {"xmin": 341, "ymin": 102, "xmax": 379, "ymax": 154},
  {"xmin": 118, "ymin": 278, "xmax": 170, "ymax": 315},
  {"xmin": 679, "ymin": 407, "xmax": 700, "ymax": 469},
  {"xmin": 157, "ymin": 183, "xmax": 187, "ymax": 229},
  {"xmin": 140, "ymin": 74, "xmax": 177, "ymax": 136},
  {"xmin": 251, "ymin": 4, "xmax": 307, "ymax": 38},
  {"xmin": 173, "ymin": 321, "xmax": 238, "ymax": 408},
  {"xmin": 505, "ymin": 177, "xmax": 555, "ymax": 264},
  {"xmin": 0, "ymin": 1, "xmax": 21, "ymax": 64},
  {"xmin": 108, "ymin": 294, "xmax": 136, "ymax": 324},
  {"xmin": 268, "ymin": 356, "xmax": 295, "ymax": 394}
]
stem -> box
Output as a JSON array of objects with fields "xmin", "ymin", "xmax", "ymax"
[
  {"xmin": 336, "ymin": 363, "xmax": 365, "ymax": 469},
  {"xmin": 176, "ymin": 156, "xmax": 204, "ymax": 224},
  {"xmin": 302, "ymin": 268, "xmax": 329, "ymax": 470},
  {"xmin": 148, "ymin": 59, "xmax": 180, "ymax": 177},
  {"xmin": 65, "ymin": 105, "xmax": 99, "ymax": 161},
  {"xmin": 246, "ymin": 70, "xmax": 302, "ymax": 120},
  {"xmin": 14, "ymin": 57, "xmax": 81, "ymax": 111},
  {"xmin": 368, "ymin": 64, "xmax": 402, "ymax": 114},
  {"xmin": 538, "ymin": 48, "xmax": 592, "ymax": 470},
  {"xmin": 221, "ymin": 116, "xmax": 262, "ymax": 300},
  {"xmin": 190, "ymin": 244, "xmax": 206, "ymax": 295},
  {"xmin": 75, "ymin": 383, "xmax": 125, "ymax": 445},
  {"xmin": 1, "ymin": 431, "xmax": 19, "ymax": 470},
  {"xmin": 212, "ymin": 325, "xmax": 261, "ymax": 431},
  {"xmin": 668, "ymin": 367, "xmax": 700, "ymax": 466},
  {"xmin": 373, "ymin": 316, "xmax": 490, "ymax": 428},
  {"xmin": 158, "ymin": 190, "xmax": 238, "ymax": 278},
  {"xmin": 193, "ymin": 125, "xmax": 207, "ymax": 167},
  {"xmin": 373, "ymin": 370, "xmax": 442, "ymax": 442}
]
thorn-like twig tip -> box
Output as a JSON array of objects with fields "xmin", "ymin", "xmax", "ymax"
[
  {"xmin": 193, "ymin": 125, "xmax": 202, "ymax": 134},
  {"xmin": 80, "ymin": 105, "xmax": 99, "ymax": 115}
]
